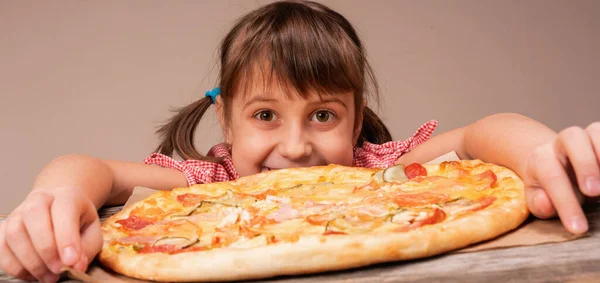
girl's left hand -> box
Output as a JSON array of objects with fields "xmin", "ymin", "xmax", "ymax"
[{"xmin": 525, "ymin": 122, "xmax": 600, "ymax": 234}]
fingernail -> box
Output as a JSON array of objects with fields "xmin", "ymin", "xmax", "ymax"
[
  {"xmin": 570, "ymin": 215, "xmax": 588, "ymax": 234},
  {"xmin": 49, "ymin": 259, "xmax": 63, "ymax": 274},
  {"xmin": 62, "ymin": 246, "xmax": 79, "ymax": 264},
  {"xmin": 75, "ymin": 255, "xmax": 89, "ymax": 272},
  {"xmin": 585, "ymin": 177, "xmax": 600, "ymax": 196},
  {"xmin": 43, "ymin": 273, "xmax": 59, "ymax": 283}
]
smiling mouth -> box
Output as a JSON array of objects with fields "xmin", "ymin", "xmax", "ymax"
[
  {"xmin": 262, "ymin": 166, "xmax": 286, "ymax": 172},
  {"xmin": 263, "ymin": 165, "xmax": 321, "ymax": 172}
]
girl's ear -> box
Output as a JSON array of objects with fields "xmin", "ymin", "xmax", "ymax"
[
  {"xmin": 215, "ymin": 96, "xmax": 233, "ymax": 144},
  {"xmin": 353, "ymin": 100, "xmax": 366, "ymax": 145}
]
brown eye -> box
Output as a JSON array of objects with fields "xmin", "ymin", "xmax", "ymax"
[
  {"xmin": 254, "ymin": 110, "xmax": 277, "ymax": 121},
  {"xmin": 311, "ymin": 110, "xmax": 333, "ymax": 123}
]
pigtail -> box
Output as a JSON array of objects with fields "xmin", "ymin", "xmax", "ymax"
[
  {"xmin": 154, "ymin": 96, "xmax": 221, "ymax": 162},
  {"xmin": 356, "ymin": 106, "xmax": 392, "ymax": 146}
]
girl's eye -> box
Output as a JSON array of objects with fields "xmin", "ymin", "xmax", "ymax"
[
  {"xmin": 254, "ymin": 110, "xmax": 277, "ymax": 121},
  {"xmin": 311, "ymin": 110, "xmax": 334, "ymax": 123}
]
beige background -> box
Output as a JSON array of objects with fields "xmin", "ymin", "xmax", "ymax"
[{"xmin": 0, "ymin": 0, "xmax": 598, "ymax": 212}]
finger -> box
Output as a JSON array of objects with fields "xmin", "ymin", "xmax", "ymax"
[
  {"xmin": 535, "ymin": 143, "xmax": 588, "ymax": 234},
  {"xmin": 585, "ymin": 122, "xmax": 600, "ymax": 195},
  {"xmin": 73, "ymin": 254, "xmax": 89, "ymax": 272},
  {"xmin": 24, "ymin": 274, "xmax": 38, "ymax": 282},
  {"xmin": 51, "ymin": 196, "xmax": 98, "ymax": 267},
  {"xmin": 0, "ymin": 220, "xmax": 33, "ymax": 280},
  {"xmin": 525, "ymin": 148, "xmax": 557, "ymax": 218},
  {"xmin": 74, "ymin": 218, "xmax": 102, "ymax": 272},
  {"xmin": 4, "ymin": 213, "xmax": 51, "ymax": 281},
  {"xmin": 557, "ymin": 126, "xmax": 600, "ymax": 197},
  {"xmin": 525, "ymin": 187, "xmax": 556, "ymax": 219},
  {"xmin": 21, "ymin": 191, "xmax": 63, "ymax": 275}
]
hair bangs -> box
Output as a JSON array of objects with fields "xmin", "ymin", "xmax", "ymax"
[{"xmin": 223, "ymin": 0, "xmax": 372, "ymax": 102}]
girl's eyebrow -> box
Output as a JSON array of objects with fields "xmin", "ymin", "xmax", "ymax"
[
  {"xmin": 243, "ymin": 94, "xmax": 278, "ymax": 110},
  {"xmin": 310, "ymin": 97, "xmax": 347, "ymax": 108}
]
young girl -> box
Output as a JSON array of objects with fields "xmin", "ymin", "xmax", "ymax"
[{"xmin": 1, "ymin": 1, "xmax": 598, "ymax": 282}]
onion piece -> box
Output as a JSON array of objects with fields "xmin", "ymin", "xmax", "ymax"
[
  {"xmin": 152, "ymin": 237, "xmax": 199, "ymax": 249},
  {"xmin": 170, "ymin": 200, "xmax": 238, "ymax": 219}
]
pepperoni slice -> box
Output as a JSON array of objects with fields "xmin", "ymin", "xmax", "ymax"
[
  {"xmin": 116, "ymin": 215, "xmax": 154, "ymax": 230},
  {"xmin": 404, "ymin": 163, "xmax": 428, "ymax": 179}
]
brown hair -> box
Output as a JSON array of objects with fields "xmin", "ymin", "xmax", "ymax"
[{"xmin": 155, "ymin": 0, "xmax": 392, "ymax": 161}]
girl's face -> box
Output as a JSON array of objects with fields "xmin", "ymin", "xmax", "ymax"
[{"xmin": 220, "ymin": 82, "xmax": 361, "ymax": 178}]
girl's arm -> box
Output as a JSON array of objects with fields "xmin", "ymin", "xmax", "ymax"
[
  {"xmin": 0, "ymin": 154, "xmax": 187, "ymax": 282},
  {"xmin": 397, "ymin": 113, "xmax": 557, "ymax": 175},
  {"xmin": 397, "ymin": 113, "xmax": 599, "ymax": 235},
  {"xmin": 34, "ymin": 154, "xmax": 189, "ymax": 207}
]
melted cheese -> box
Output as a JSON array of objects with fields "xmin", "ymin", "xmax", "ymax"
[{"xmin": 109, "ymin": 162, "xmax": 510, "ymax": 254}]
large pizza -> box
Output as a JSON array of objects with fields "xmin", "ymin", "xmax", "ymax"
[{"xmin": 99, "ymin": 160, "xmax": 529, "ymax": 282}]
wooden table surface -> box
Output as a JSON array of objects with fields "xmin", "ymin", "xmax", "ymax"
[{"xmin": 1, "ymin": 203, "xmax": 599, "ymax": 283}]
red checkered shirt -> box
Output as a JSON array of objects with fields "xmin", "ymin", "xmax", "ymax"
[{"xmin": 143, "ymin": 120, "xmax": 437, "ymax": 186}]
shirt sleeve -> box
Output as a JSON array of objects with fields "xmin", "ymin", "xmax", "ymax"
[
  {"xmin": 353, "ymin": 120, "xmax": 438, "ymax": 168},
  {"xmin": 143, "ymin": 153, "xmax": 233, "ymax": 186}
]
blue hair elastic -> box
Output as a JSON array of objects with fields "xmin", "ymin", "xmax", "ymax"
[{"xmin": 205, "ymin": 87, "xmax": 220, "ymax": 104}]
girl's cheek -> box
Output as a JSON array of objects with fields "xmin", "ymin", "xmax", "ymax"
[
  {"xmin": 237, "ymin": 127, "xmax": 275, "ymax": 151},
  {"xmin": 312, "ymin": 132, "xmax": 354, "ymax": 166},
  {"xmin": 231, "ymin": 127, "xmax": 276, "ymax": 176}
]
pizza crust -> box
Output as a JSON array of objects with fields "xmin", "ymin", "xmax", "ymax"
[
  {"xmin": 99, "ymin": 160, "xmax": 529, "ymax": 282},
  {"xmin": 100, "ymin": 199, "xmax": 527, "ymax": 282}
]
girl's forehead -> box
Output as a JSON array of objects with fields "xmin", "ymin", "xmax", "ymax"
[{"xmin": 234, "ymin": 73, "xmax": 351, "ymax": 102}]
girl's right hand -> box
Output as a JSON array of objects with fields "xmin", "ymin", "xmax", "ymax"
[{"xmin": 0, "ymin": 188, "xmax": 102, "ymax": 283}]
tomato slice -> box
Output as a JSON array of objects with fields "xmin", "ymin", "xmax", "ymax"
[
  {"xmin": 395, "ymin": 208, "xmax": 447, "ymax": 232},
  {"xmin": 116, "ymin": 215, "xmax": 154, "ymax": 230},
  {"xmin": 474, "ymin": 170, "xmax": 498, "ymax": 188}
]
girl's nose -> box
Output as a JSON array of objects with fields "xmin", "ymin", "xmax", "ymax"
[{"xmin": 277, "ymin": 124, "xmax": 313, "ymax": 161}]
